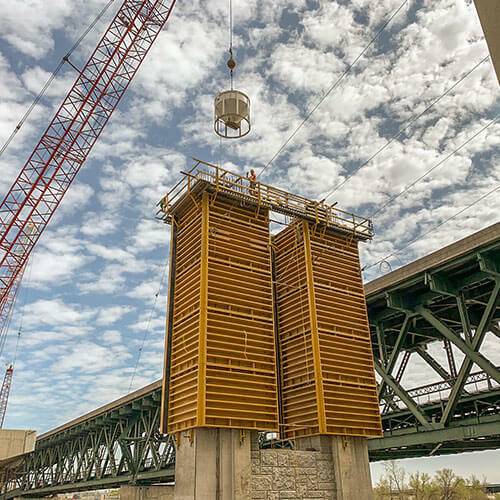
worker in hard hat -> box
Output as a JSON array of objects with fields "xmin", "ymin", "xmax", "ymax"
[{"xmin": 247, "ymin": 169, "xmax": 257, "ymax": 195}]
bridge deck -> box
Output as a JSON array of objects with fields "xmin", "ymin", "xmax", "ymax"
[{"xmin": 365, "ymin": 222, "xmax": 500, "ymax": 298}]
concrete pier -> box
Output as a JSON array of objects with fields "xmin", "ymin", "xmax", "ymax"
[
  {"xmin": 174, "ymin": 428, "xmax": 251, "ymax": 500},
  {"xmin": 331, "ymin": 436, "xmax": 374, "ymax": 500},
  {"xmin": 120, "ymin": 485, "xmax": 174, "ymax": 500},
  {"xmin": 296, "ymin": 435, "xmax": 374, "ymax": 500},
  {"xmin": 173, "ymin": 429, "xmax": 373, "ymax": 499}
]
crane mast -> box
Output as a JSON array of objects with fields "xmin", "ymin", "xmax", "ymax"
[
  {"xmin": 0, "ymin": 365, "xmax": 14, "ymax": 428},
  {"xmin": 0, "ymin": 0, "xmax": 177, "ymax": 330}
]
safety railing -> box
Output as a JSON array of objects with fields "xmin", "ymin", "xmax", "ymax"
[
  {"xmin": 381, "ymin": 367, "xmax": 500, "ymax": 410},
  {"xmin": 157, "ymin": 159, "xmax": 373, "ymax": 239}
]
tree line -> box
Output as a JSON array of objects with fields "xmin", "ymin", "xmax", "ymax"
[{"xmin": 374, "ymin": 461, "xmax": 499, "ymax": 499}]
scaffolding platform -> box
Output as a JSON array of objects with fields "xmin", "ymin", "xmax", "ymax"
[{"xmin": 157, "ymin": 159, "xmax": 373, "ymax": 241}]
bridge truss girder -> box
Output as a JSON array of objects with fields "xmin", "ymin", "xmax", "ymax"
[
  {"xmin": 1, "ymin": 395, "xmax": 174, "ymax": 498},
  {"xmin": 368, "ymin": 245, "xmax": 500, "ymax": 460}
]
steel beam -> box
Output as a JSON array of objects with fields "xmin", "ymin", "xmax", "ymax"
[
  {"xmin": 415, "ymin": 346, "xmax": 452, "ymax": 382},
  {"xmin": 440, "ymin": 280, "xmax": 500, "ymax": 424},
  {"xmin": 374, "ymin": 361, "xmax": 431, "ymax": 428},
  {"xmin": 417, "ymin": 304, "xmax": 500, "ymax": 386},
  {"xmin": 7, "ymin": 467, "xmax": 175, "ymax": 499},
  {"xmin": 443, "ymin": 338, "xmax": 458, "ymax": 378},
  {"xmin": 375, "ymin": 322, "xmax": 388, "ymax": 365},
  {"xmin": 457, "ymin": 292, "xmax": 473, "ymax": 342},
  {"xmin": 369, "ymin": 414, "xmax": 500, "ymax": 452},
  {"xmin": 377, "ymin": 315, "xmax": 411, "ymax": 398}
]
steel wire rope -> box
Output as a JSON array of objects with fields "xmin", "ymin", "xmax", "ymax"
[
  {"xmin": 229, "ymin": 0, "xmax": 233, "ymax": 52},
  {"xmin": 368, "ymin": 113, "xmax": 499, "ymax": 219},
  {"xmin": 0, "ymin": 251, "xmax": 36, "ymax": 363},
  {"xmin": 257, "ymin": 0, "xmax": 409, "ymax": 179},
  {"xmin": 361, "ymin": 183, "xmax": 500, "ymax": 272},
  {"xmin": 0, "ymin": 0, "xmax": 116, "ymax": 159},
  {"xmin": 320, "ymin": 55, "xmax": 491, "ymax": 201},
  {"xmin": 11, "ymin": 254, "xmax": 36, "ymax": 367},
  {"xmin": 128, "ymin": 255, "xmax": 170, "ymax": 393},
  {"xmin": 229, "ymin": 0, "xmax": 234, "ymax": 90}
]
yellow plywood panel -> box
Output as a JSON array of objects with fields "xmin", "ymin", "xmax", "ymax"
[
  {"xmin": 162, "ymin": 191, "xmax": 278, "ymax": 433},
  {"xmin": 273, "ymin": 221, "xmax": 382, "ymax": 438}
]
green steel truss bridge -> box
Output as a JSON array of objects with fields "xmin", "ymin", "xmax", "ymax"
[{"xmin": 1, "ymin": 224, "xmax": 499, "ymax": 498}]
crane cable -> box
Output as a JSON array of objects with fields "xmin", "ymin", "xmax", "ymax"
[
  {"xmin": 362, "ymin": 183, "xmax": 500, "ymax": 273},
  {"xmin": 320, "ymin": 55, "xmax": 491, "ymax": 202},
  {"xmin": 229, "ymin": 0, "xmax": 233, "ymax": 54},
  {"xmin": 0, "ymin": 0, "xmax": 116, "ymax": 159},
  {"xmin": 229, "ymin": 0, "xmax": 235, "ymax": 90},
  {"xmin": 257, "ymin": 0, "xmax": 410, "ymax": 178},
  {"xmin": 0, "ymin": 251, "xmax": 35, "ymax": 367},
  {"xmin": 368, "ymin": 113, "xmax": 499, "ymax": 218},
  {"xmin": 128, "ymin": 255, "xmax": 170, "ymax": 393}
]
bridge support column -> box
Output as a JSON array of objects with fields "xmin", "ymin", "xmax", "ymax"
[
  {"xmin": 174, "ymin": 428, "xmax": 251, "ymax": 500},
  {"xmin": 120, "ymin": 485, "xmax": 174, "ymax": 500},
  {"xmin": 331, "ymin": 436, "xmax": 373, "ymax": 500},
  {"xmin": 296, "ymin": 435, "xmax": 374, "ymax": 500}
]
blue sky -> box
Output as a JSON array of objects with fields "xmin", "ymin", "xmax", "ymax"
[{"xmin": 0, "ymin": 0, "xmax": 499, "ymax": 484}]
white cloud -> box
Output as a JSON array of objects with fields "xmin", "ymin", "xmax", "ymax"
[
  {"xmin": 131, "ymin": 219, "xmax": 170, "ymax": 252},
  {"xmin": 53, "ymin": 341, "xmax": 131, "ymax": 374},
  {"xmin": 2, "ymin": 6, "xmax": 499, "ymax": 485},
  {"xmin": 102, "ymin": 330, "xmax": 122, "ymax": 344},
  {"xmin": 96, "ymin": 305, "xmax": 134, "ymax": 326},
  {"xmin": 23, "ymin": 299, "xmax": 96, "ymax": 328}
]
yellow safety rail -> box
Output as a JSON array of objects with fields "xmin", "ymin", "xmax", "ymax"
[{"xmin": 158, "ymin": 159, "xmax": 373, "ymax": 240}]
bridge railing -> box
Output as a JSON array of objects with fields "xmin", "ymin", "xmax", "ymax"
[{"xmin": 380, "ymin": 367, "xmax": 500, "ymax": 411}]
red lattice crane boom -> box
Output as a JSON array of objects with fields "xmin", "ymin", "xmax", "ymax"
[
  {"xmin": 0, "ymin": 0, "xmax": 177, "ymax": 329},
  {"xmin": 0, "ymin": 365, "xmax": 14, "ymax": 428}
]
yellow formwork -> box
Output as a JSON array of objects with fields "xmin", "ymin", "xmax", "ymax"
[
  {"xmin": 273, "ymin": 221, "xmax": 382, "ymax": 439},
  {"xmin": 162, "ymin": 190, "xmax": 279, "ymax": 434}
]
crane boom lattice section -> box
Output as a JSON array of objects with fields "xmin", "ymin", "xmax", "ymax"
[
  {"xmin": 0, "ymin": 0, "xmax": 177, "ymax": 316},
  {"xmin": 0, "ymin": 365, "xmax": 13, "ymax": 428}
]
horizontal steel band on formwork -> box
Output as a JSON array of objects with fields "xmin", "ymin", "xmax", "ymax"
[{"xmin": 157, "ymin": 159, "xmax": 373, "ymax": 240}]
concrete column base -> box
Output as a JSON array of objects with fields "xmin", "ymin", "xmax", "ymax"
[
  {"xmin": 174, "ymin": 428, "xmax": 251, "ymax": 500},
  {"xmin": 330, "ymin": 436, "xmax": 374, "ymax": 500},
  {"xmin": 120, "ymin": 485, "xmax": 174, "ymax": 500},
  {"xmin": 173, "ymin": 430, "xmax": 372, "ymax": 499}
]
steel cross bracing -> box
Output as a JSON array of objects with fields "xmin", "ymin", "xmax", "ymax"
[
  {"xmin": 1, "ymin": 225, "xmax": 499, "ymax": 496},
  {"xmin": 0, "ymin": 0, "xmax": 177, "ymax": 330}
]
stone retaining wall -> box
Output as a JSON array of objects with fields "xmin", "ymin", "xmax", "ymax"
[{"xmin": 250, "ymin": 448, "xmax": 335, "ymax": 499}]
